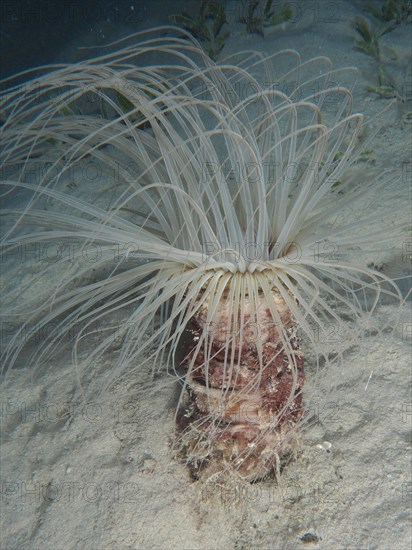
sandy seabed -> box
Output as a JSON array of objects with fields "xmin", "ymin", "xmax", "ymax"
[{"xmin": 1, "ymin": 1, "xmax": 411, "ymax": 549}]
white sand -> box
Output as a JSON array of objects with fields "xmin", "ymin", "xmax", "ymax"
[{"xmin": 1, "ymin": 1, "xmax": 411, "ymax": 549}]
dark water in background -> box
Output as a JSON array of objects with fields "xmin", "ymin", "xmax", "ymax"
[{"xmin": 0, "ymin": 0, "xmax": 189, "ymax": 80}]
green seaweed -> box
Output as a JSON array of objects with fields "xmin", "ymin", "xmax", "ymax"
[
  {"xmin": 366, "ymin": 65, "xmax": 401, "ymax": 98},
  {"xmin": 97, "ymin": 83, "xmax": 169, "ymax": 126},
  {"xmin": 239, "ymin": 0, "xmax": 263, "ymax": 35},
  {"xmin": 115, "ymin": 91, "xmax": 135, "ymax": 114},
  {"xmin": 352, "ymin": 16, "xmax": 396, "ymax": 60},
  {"xmin": 240, "ymin": 0, "xmax": 293, "ymax": 36},
  {"xmin": 403, "ymin": 111, "xmax": 412, "ymax": 123},
  {"xmin": 351, "ymin": 15, "xmax": 406, "ymax": 100},
  {"xmin": 364, "ymin": 0, "xmax": 412, "ymax": 24},
  {"xmin": 264, "ymin": 0, "xmax": 293, "ymax": 26},
  {"xmin": 58, "ymin": 105, "xmax": 74, "ymax": 117},
  {"xmin": 46, "ymin": 137, "xmax": 59, "ymax": 146},
  {"xmin": 107, "ymin": 91, "xmax": 145, "ymax": 124},
  {"xmin": 366, "ymin": 84, "xmax": 400, "ymax": 98},
  {"xmin": 169, "ymin": 1, "xmax": 230, "ymax": 60},
  {"xmin": 333, "ymin": 151, "xmax": 345, "ymax": 161}
]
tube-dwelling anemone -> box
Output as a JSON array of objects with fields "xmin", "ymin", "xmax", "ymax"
[{"xmin": 0, "ymin": 27, "xmax": 405, "ymax": 481}]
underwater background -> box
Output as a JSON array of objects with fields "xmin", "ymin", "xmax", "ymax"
[{"xmin": 1, "ymin": 1, "xmax": 411, "ymax": 549}]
